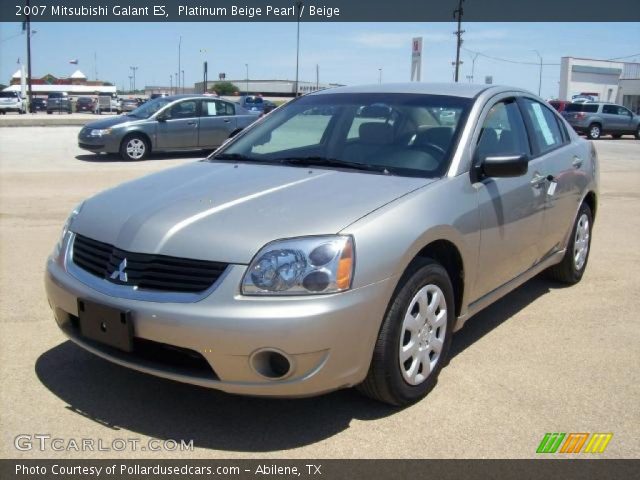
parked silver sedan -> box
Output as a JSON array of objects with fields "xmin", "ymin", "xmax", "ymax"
[
  {"xmin": 78, "ymin": 95, "xmax": 257, "ymax": 160},
  {"xmin": 47, "ymin": 83, "xmax": 598, "ymax": 405}
]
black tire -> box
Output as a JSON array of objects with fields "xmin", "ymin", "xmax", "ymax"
[
  {"xmin": 611, "ymin": 134, "xmax": 622, "ymax": 139},
  {"xmin": 357, "ymin": 259, "xmax": 455, "ymax": 406},
  {"xmin": 46, "ymin": 111, "xmax": 52, "ymax": 115},
  {"xmin": 635, "ymin": 126, "xmax": 640, "ymax": 140},
  {"xmin": 587, "ymin": 123, "xmax": 601, "ymax": 140},
  {"xmin": 119, "ymin": 134, "xmax": 150, "ymax": 161},
  {"xmin": 546, "ymin": 203, "xmax": 593, "ymax": 284}
]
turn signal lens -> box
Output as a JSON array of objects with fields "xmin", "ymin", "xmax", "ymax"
[{"xmin": 336, "ymin": 239, "xmax": 354, "ymax": 290}]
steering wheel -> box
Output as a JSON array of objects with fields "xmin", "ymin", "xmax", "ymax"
[{"xmin": 413, "ymin": 142, "xmax": 446, "ymax": 158}]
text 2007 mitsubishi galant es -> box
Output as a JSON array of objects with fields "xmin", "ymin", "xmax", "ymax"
[{"xmin": 45, "ymin": 83, "xmax": 598, "ymax": 405}]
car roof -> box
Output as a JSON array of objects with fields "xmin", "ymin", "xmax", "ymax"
[
  {"xmin": 162, "ymin": 94, "xmax": 220, "ymax": 101},
  {"xmin": 309, "ymin": 82, "xmax": 512, "ymax": 99}
]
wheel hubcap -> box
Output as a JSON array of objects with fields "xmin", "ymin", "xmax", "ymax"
[
  {"xmin": 573, "ymin": 213, "xmax": 590, "ymax": 271},
  {"xmin": 126, "ymin": 139, "xmax": 145, "ymax": 159},
  {"xmin": 399, "ymin": 284, "xmax": 447, "ymax": 386},
  {"xmin": 590, "ymin": 126, "xmax": 600, "ymax": 137}
]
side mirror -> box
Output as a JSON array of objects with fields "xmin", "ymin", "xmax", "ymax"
[
  {"xmin": 156, "ymin": 113, "xmax": 167, "ymax": 122},
  {"xmin": 478, "ymin": 154, "xmax": 528, "ymax": 178}
]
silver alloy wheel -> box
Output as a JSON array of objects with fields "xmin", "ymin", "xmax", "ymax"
[
  {"xmin": 126, "ymin": 138, "xmax": 146, "ymax": 160},
  {"xmin": 573, "ymin": 213, "xmax": 590, "ymax": 271},
  {"xmin": 590, "ymin": 125, "xmax": 600, "ymax": 138},
  {"xmin": 399, "ymin": 284, "xmax": 447, "ymax": 386}
]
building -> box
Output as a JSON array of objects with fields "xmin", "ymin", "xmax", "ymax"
[
  {"xmin": 559, "ymin": 57, "xmax": 640, "ymax": 112},
  {"xmin": 194, "ymin": 79, "xmax": 343, "ymax": 97},
  {"xmin": 144, "ymin": 86, "xmax": 196, "ymax": 97},
  {"xmin": 3, "ymin": 69, "xmax": 116, "ymax": 97}
]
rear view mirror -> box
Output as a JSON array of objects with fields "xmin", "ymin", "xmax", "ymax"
[{"xmin": 480, "ymin": 154, "xmax": 528, "ymax": 178}]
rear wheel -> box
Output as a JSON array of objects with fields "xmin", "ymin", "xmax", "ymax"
[
  {"xmin": 357, "ymin": 259, "xmax": 454, "ymax": 406},
  {"xmin": 546, "ymin": 203, "xmax": 593, "ymax": 284},
  {"xmin": 635, "ymin": 126, "xmax": 640, "ymax": 140},
  {"xmin": 120, "ymin": 135, "xmax": 149, "ymax": 161},
  {"xmin": 587, "ymin": 123, "xmax": 601, "ymax": 140}
]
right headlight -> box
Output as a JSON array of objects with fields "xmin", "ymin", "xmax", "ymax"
[{"xmin": 241, "ymin": 236, "xmax": 355, "ymax": 296}]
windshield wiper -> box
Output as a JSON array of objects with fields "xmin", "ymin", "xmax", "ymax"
[
  {"xmin": 277, "ymin": 157, "xmax": 392, "ymax": 174},
  {"xmin": 210, "ymin": 153, "xmax": 257, "ymax": 161}
]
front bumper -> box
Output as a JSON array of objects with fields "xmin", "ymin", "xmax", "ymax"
[
  {"xmin": 44, "ymin": 237, "xmax": 395, "ymax": 397},
  {"xmin": 77, "ymin": 131, "xmax": 121, "ymax": 153},
  {"xmin": 0, "ymin": 104, "xmax": 21, "ymax": 112}
]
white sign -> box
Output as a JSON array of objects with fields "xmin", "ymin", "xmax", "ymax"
[{"xmin": 411, "ymin": 37, "xmax": 422, "ymax": 82}]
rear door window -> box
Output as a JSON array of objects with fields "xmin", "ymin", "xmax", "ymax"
[
  {"xmin": 564, "ymin": 103, "xmax": 598, "ymax": 113},
  {"xmin": 520, "ymin": 99, "xmax": 566, "ymax": 155}
]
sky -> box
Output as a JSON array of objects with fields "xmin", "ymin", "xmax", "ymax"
[{"xmin": 0, "ymin": 21, "xmax": 639, "ymax": 99}]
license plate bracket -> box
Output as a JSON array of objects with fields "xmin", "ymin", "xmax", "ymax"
[{"xmin": 77, "ymin": 300, "xmax": 133, "ymax": 352}]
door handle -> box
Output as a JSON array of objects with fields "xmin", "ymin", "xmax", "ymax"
[
  {"xmin": 187, "ymin": 121, "xmax": 197, "ymax": 126},
  {"xmin": 223, "ymin": 119, "xmax": 231, "ymax": 123},
  {"xmin": 530, "ymin": 173, "xmax": 547, "ymax": 188},
  {"xmin": 572, "ymin": 156, "xmax": 583, "ymax": 168}
]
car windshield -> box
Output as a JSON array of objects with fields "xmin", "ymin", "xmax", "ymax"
[
  {"xmin": 211, "ymin": 93, "xmax": 471, "ymax": 177},
  {"xmin": 0, "ymin": 92, "xmax": 17, "ymax": 98},
  {"xmin": 245, "ymin": 97, "xmax": 263, "ymax": 104},
  {"xmin": 78, "ymin": 98, "xmax": 92, "ymax": 103},
  {"xmin": 48, "ymin": 93, "xmax": 65, "ymax": 98},
  {"xmin": 127, "ymin": 97, "xmax": 173, "ymax": 119}
]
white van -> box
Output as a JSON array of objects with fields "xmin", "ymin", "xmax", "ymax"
[{"xmin": 0, "ymin": 91, "xmax": 26, "ymax": 114}]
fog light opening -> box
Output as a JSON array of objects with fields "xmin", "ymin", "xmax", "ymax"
[{"xmin": 251, "ymin": 349, "xmax": 292, "ymax": 380}]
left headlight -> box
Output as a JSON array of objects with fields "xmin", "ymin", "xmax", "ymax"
[
  {"xmin": 242, "ymin": 236, "xmax": 355, "ymax": 296},
  {"xmin": 89, "ymin": 128, "xmax": 112, "ymax": 136},
  {"xmin": 53, "ymin": 202, "xmax": 84, "ymax": 259}
]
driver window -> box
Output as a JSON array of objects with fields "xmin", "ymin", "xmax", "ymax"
[
  {"xmin": 166, "ymin": 100, "xmax": 197, "ymax": 120},
  {"xmin": 477, "ymin": 100, "xmax": 528, "ymax": 159}
]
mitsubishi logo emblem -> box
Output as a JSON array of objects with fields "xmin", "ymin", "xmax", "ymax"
[{"xmin": 110, "ymin": 258, "xmax": 128, "ymax": 282}]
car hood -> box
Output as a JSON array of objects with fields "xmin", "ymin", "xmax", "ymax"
[
  {"xmin": 72, "ymin": 161, "xmax": 432, "ymax": 264},
  {"xmin": 83, "ymin": 115, "xmax": 142, "ymax": 130}
]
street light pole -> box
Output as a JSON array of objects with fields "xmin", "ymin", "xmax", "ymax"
[
  {"xmin": 245, "ymin": 63, "xmax": 249, "ymax": 94},
  {"xmin": 294, "ymin": 1, "xmax": 303, "ymax": 97},
  {"xmin": 170, "ymin": 74, "xmax": 173, "ymax": 95},
  {"xmin": 532, "ymin": 50, "xmax": 543, "ymax": 96},
  {"xmin": 470, "ymin": 52, "xmax": 479, "ymax": 83},
  {"xmin": 25, "ymin": 0, "xmax": 34, "ymax": 112},
  {"xmin": 178, "ymin": 35, "xmax": 182, "ymax": 93},
  {"xmin": 378, "ymin": 68, "xmax": 382, "ymax": 84},
  {"xmin": 181, "ymin": 70, "xmax": 185, "ymax": 93}
]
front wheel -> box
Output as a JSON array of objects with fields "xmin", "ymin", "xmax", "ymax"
[
  {"xmin": 587, "ymin": 123, "xmax": 601, "ymax": 140},
  {"xmin": 120, "ymin": 135, "xmax": 149, "ymax": 161},
  {"xmin": 357, "ymin": 259, "xmax": 455, "ymax": 406},
  {"xmin": 546, "ymin": 203, "xmax": 593, "ymax": 284},
  {"xmin": 635, "ymin": 126, "xmax": 640, "ymax": 140}
]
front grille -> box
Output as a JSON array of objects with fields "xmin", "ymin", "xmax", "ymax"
[{"xmin": 72, "ymin": 234, "xmax": 228, "ymax": 293}]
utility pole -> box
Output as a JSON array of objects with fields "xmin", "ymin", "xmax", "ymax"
[
  {"xmin": 94, "ymin": 52, "xmax": 98, "ymax": 81},
  {"xmin": 181, "ymin": 70, "xmax": 185, "ymax": 93},
  {"xmin": 178, "ymin": 35, "xmax": 182, "ymax": 93},
  {"xmin": 378, "ymin": 68, "xmax": 382, "ymax": 84},
  {"xmin": 170, "ymin": 74, "xmax": 173, "ymax": 95},
  {"xmin": 294, "ymin": 1, "xmax": 303, "ymax": 97},
  {"xmin": 316, "ymin": 64, "xmax": 319, "ymax": 90},
  {"xmin": 532, "ymin": 50, "xmax": 543, "ymax": 96},
  {"xmin": 128, "ymin": 75, "xmax": 133, "ymax": 92},
  {"xmin": 453, "ymin": 0, "xmax": 465, "ymax": 83},
  {"xmin": 24, "ymin": 0, "xmax": 34, "ymax": 112},
  {"xmin": 130, "ymin": 66, "xmax": 138, "ymax": 93}
]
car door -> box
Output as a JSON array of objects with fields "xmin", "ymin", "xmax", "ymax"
[
  {"xmin": 518, "ymin": 97, "xmax": 582, "ymax": 259},
  {"xmin": 602, "ymin": 104, "xmax": 625, "ymax": 132},
  {"xmin": 616, "ymin": 106, "xmax": 635, "ymax": 133},
  {"xmin": 198, "ymin": 99, "xmax": 237, "ymax": 148},
  {"xmin": 155, "ymin": 99, "xmax": 199, "ymax": 149},
  {"xmin": 472, "ymin": 96, "xmax": 546, "ymax": 299}
]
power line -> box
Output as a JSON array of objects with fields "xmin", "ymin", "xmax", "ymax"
[
  {"xmin": 606, "ymin": 53, "xmax": 640, "ymax": 61},
  {"xmin": 463, "ymin": 48, "xmax": 559, "ymax": 66}
]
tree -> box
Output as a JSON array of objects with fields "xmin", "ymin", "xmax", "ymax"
[
  {"xmin": 210, "ymin": 81, "xmax": 239, "ymax": 96},
  {"xmin": 0, "ymin": 84, "xmax": 7, "ymax": 91}
]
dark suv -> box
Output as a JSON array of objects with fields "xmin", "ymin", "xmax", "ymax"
[
  {"xmin": 46, "ymin": 92, "xmax": 72, "ymax": 114},
  {"xmin": 561, "ymin": 102, "xmax": 640, "ymax": 139}
]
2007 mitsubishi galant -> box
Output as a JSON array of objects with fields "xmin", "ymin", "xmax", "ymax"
[{"xmin": 45, "ymin": 83, "xmax": 598, "ymax": 405}]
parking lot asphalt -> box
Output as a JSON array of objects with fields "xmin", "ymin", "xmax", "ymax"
[{"xmin": 0, "ymin": 127, "xmax": 638, "ymax": 459}]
